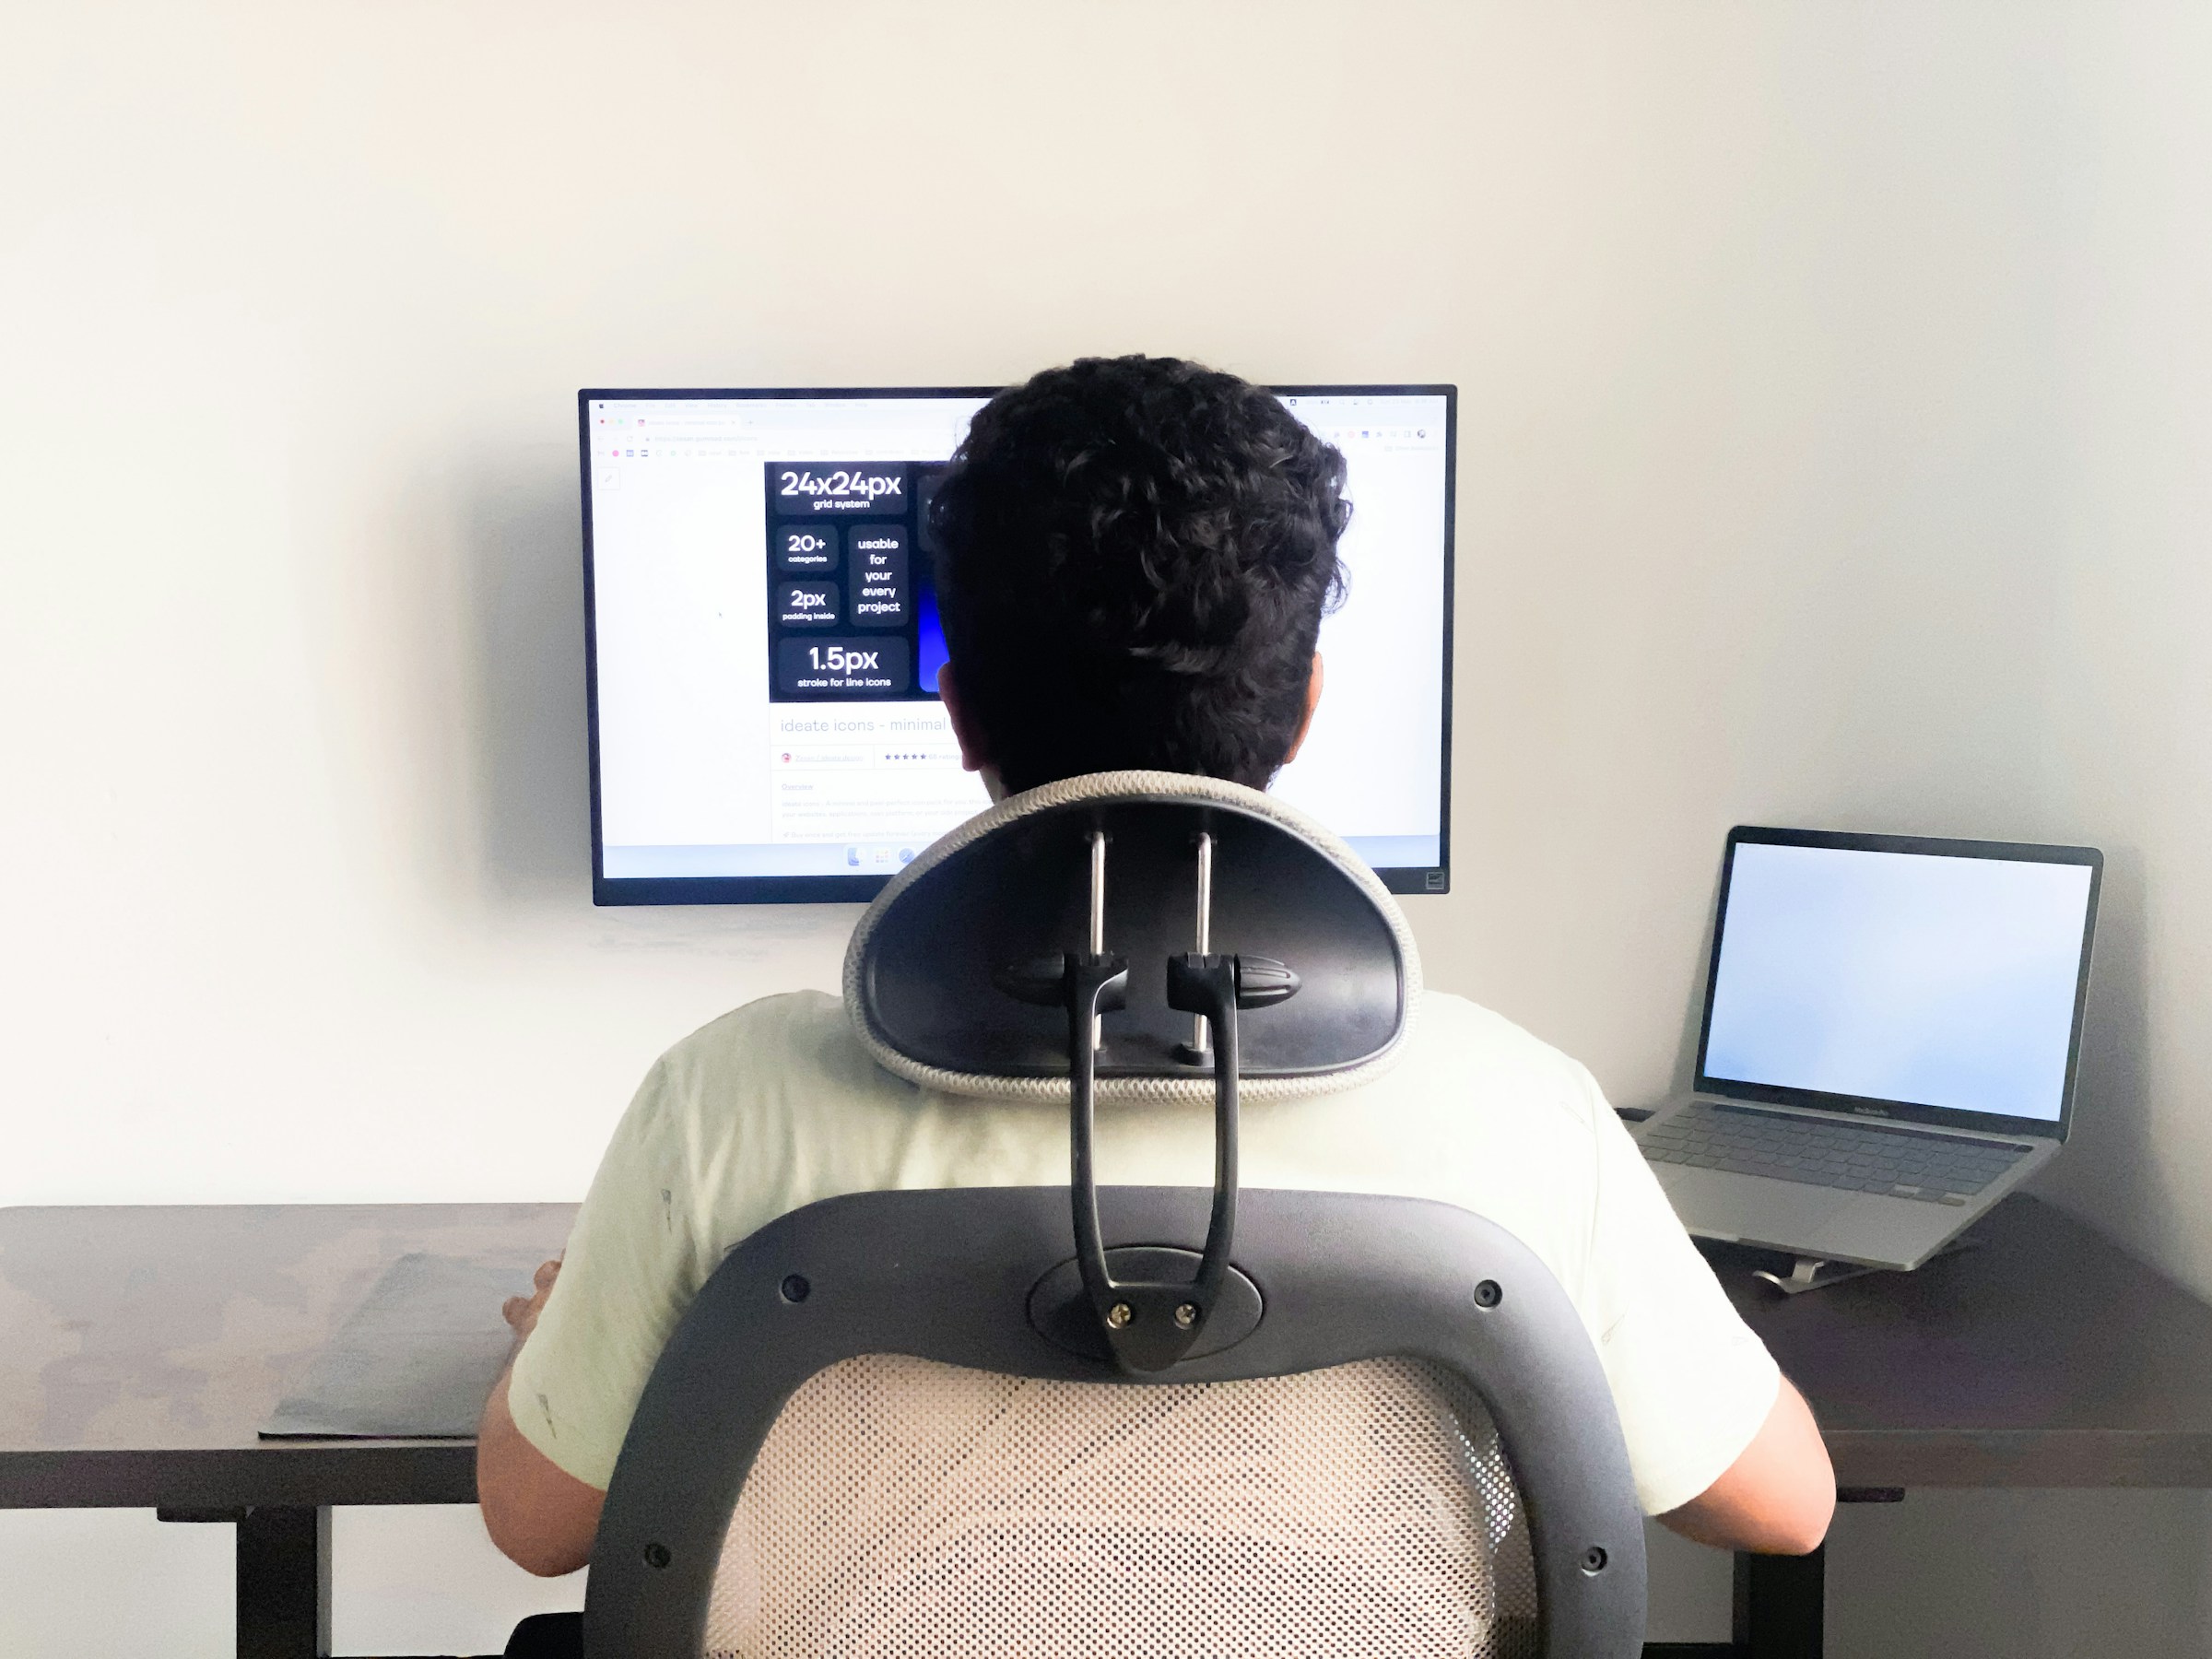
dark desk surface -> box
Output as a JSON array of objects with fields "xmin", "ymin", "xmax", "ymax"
[
  {"xmin": 6, "ymin": 1194, "xmax": 2210, "ymax": 1512},
  {"xmin": 1714, "ymin": 1195, "xmax": 2212, "ymax": 1488},
  {"xmin": 0, "ymin": 1204, "xmax": 576, "ymax": 1509}
]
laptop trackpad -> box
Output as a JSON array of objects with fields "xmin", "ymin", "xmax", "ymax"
[{"xmin": 1655, "ymin": 1166, "xmax": 1857, "ymax": 1247}]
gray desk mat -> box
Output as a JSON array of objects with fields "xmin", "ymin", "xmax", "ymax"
[{"xmin": 261, "ymin": 1253, "xmax": 538, "ymax": 1440}]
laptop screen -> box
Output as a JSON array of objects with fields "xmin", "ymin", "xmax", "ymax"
[
  {"xmin": 582, "ymin": 386, "xmax": 1454, "ymax": 904},
  {"xmin": 1697, "ymin": 832, "xmax": 2100, "ymax": 1127}
]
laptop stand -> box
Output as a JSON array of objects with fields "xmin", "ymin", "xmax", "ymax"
[{"xmin": 1751, "ymin": 1233, "xmax": 1983, "ymax": 1296}]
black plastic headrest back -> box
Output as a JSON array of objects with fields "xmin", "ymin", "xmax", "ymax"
[{"xmin": 843, "ymin": 771, "xmax": 1420, "ymax": 1102}]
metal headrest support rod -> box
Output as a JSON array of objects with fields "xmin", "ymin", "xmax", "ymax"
[
  {"xmin": 997, "ymin": 829, "xmax": 1298, "ymax": 1372},
  {"xmin": 845, "ymin": 772, "xmax": 1419, "ymax": 1370}
]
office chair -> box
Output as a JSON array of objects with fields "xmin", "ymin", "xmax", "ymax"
[{"xmin": 571, "ymin": 772, "xmax": 1647, "ymax": 1659}]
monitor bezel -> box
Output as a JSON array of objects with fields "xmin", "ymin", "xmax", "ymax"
[
  {"xmin": 1691, "ymin": 824, "xmax": 2103, "ymax": 1141},
  {"xmin": 579, "ymin": 383, "xmax": 1457, "ymax": 907}
]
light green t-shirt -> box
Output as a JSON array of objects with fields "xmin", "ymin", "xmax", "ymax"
[{"xmin": 511, "ymin": 987, "xmax": 1779, "ymax": 1516}]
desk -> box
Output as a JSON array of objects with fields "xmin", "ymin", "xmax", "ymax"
[
  {"xmin": 1675, "ymin": 1194, "xmax": 2212, "ymax": 1659},
  {"xmin": 7, "ymin": 1197, "xmax": 2209, "ymax": 1659},
  {"xmin": 0, "ymin": 1204, "xmax": 575, "ymax": 1659}
]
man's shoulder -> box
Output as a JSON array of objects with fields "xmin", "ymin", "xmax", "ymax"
[
  {"xmin": 665, "ymin": 986, "xmax": 853, "ymax": 1058},
  {"xmin": 638, "ymin": 985, "xmax": 1607, "ymax": 1148},
  {"xmin": 1263, "ymin": 991, "xmax": 1612, "ymax": 1282},
  {"xmin": 1403, "ymin": 990, "xmax": 1606, "ymax": 1119},
  {"xmin": 650, "ymin": 989, "xmax": 912, "ymax": 1113}
]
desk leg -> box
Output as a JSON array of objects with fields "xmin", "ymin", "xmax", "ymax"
[
  {"xmin": 1734, "ymin": 1547, "xmax": 1823, "ymax": 1659},
  {"xmin": 235, "ymin": 1505, "xmax": 330, "ymax": 1659}
]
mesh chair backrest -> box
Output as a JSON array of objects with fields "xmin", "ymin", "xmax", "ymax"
[
  {"xmin": 584, "ymin": 1187, "xmax": 1647, "ymax": 1659},
  {"xmin": 705, "ymin": 1353, "xmax": 1540, "ymax": 1659}
]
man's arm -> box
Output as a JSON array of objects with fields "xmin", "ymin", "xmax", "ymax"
[
  {"xmin": 1657, "ymin": 1373, "xmax": 1834, "ymax": 1555},
  {"xmin": 477, "ymin": 1259, "xmax": 605, "ymax": 1576}
]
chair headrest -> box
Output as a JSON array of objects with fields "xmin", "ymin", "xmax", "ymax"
[{"xmin": 843, "ymin": 771, "xmax": 1422, "ymax": 1104}]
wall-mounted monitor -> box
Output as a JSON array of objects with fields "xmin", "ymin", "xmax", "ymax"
[{"xmin": 580, "ymin": 385, "xmax": 1454, "ymax": 903}]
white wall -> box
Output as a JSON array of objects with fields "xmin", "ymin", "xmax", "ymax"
[{"xmin": 5, "ymin": 2, "xmax": 2212, "ymax": 1652}]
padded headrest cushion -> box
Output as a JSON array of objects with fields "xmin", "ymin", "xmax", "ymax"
[{"xmin": 842, "ymin": 771, "xmax": 1421, "ymax": 1103}]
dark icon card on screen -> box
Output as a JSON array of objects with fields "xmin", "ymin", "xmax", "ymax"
[
  {"xmin": 849, "ymin": 525, "xmax": 909, "ymax": 627},
  {"xmin": 776, "ymin": 525, "xmax": 840, "ymax": 572},
  {"xmin": 775, "ymin": 581, "xmax": 841, "ymax": 628},
  {"xmin": 771, "ymin": 462, "xmax": 909, "ymax": 517},
  {"xmin": 776, "ymin": 637, "xmax": 911, "ymax": 697}
]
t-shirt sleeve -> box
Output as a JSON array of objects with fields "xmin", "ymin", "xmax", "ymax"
[
  {"xmin": 1582, "ymin": 1083, "xmax": 1783, "ymax": 1515},
  {"xmin": 506, "ymin": 1055, "xmax": 722, "ymax": 1490}
]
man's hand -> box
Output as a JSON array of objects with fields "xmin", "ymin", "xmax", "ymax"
[
  {"xmin": 477, "ymin": 1254, "xmax": 605, "ymax": 1576},
  {"xmin": 503, "ymin": 1257, "xmax": 561, "ymax": 1344}
]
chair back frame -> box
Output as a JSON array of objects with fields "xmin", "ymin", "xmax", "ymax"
[{"xmin": 583, "ymin": 1183, "xmax": 1648, "ymax": 1659}]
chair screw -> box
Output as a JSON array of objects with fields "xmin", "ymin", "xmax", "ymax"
[
  {"xmin": 1581, "ymin": 1546, "xmax": 1607, "ymax": 1573},
  {"xmin": 1474, "ymin": 1279, "xmax": 1502, "ymax": 1308},
  {"xmin": 1174, "ymin": 1302, "xmax": 1199, "ymax": 1328},
  {"xmin": 1107, "ymin": 1301, "xmax": 1134, "ymax": 1328},
  {"xmin": 644, "ymin": 1542, "xmax": 672, "ymax": 1571}
]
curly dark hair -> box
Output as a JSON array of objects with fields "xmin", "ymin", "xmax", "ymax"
[{"xmin": 929, "ymin": 356, "xmax": 1348, "ymax": 794}]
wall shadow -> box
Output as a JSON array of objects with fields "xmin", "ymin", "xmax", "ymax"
[
  {"xmin": 459, "ymin": 454, "xmax": 594, "ymax": 909},
  {"xmin": 2031, "ymin": 842, "xmax": 2165, "ymax": 1276},
  {"xmin": 1665, "ymin": 860, "xmax": 1729, "ymax": 1094}
]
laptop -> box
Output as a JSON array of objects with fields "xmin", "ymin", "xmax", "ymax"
[{"xmin": 1632, "ymin": 826, "xmax": 2101, "ymax": 1282}]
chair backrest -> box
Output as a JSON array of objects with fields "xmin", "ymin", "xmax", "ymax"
[
  {"xmin": 711, "ymin": 1352, "xmax": 1533, "ymax": 1659},
  {"xmin": 583, "ymin": 774, "xmax": 1646, "ymax": 1657},
  {"xmin": 587, "ymin": 1187, "xmax": 1643, "ymax": 1659}
]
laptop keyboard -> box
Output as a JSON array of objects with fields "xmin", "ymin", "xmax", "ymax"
[{"xmin": 1639, "ymin": 1102, "xmax": 2033, "ymax": 1206}]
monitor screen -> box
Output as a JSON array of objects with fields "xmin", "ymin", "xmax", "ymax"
[
  {"xmin": 1698, "ymin": 834, "xmax": 2100, "ymax": 1125},
  {"xmin": 581, "ymin": 386, "xmax": 1454, "ymax": 903}
]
